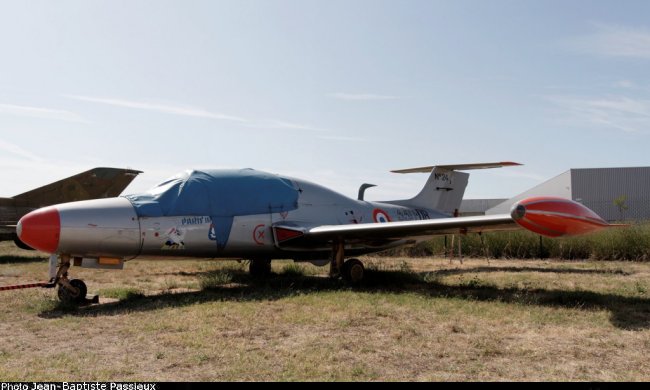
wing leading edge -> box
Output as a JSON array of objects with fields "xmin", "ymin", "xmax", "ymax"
[
  {"xmin": 309, "ymin": 214, "xmax": 516, "ymax": 239},
  {"xmin": 274, "ymin": 214, "xmax": 518, "ymax": 247}
]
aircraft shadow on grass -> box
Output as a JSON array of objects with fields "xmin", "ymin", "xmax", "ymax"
[
  {"xmin": 429, "ymin": 266, "xmax": 632, "ymax": 277},
  {"xmin": 0, "ymin": 256, "xmax": 47, "ymax": 264},
  {"xmin": 39, "ymin": 267, "xmax": 650, "ymax": 330}
]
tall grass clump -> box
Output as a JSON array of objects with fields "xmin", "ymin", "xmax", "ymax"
[
  {"xmin": 589, "ymin": 224, "xmax": 650, "ymax": 260},
  {"xmin": 199, "ymin": 264, "xmax": 246, "ymax": 289},
  {"xmin": 98, "ymin": 287, "xmax": 145, "ymax": 301},
  {"xmin": 377, "ymin": 223, "xmax": 650, "ymax": 261},
  {"xmin": 281, "ymin": 263, "xmax": 307, "ymax": 276}
]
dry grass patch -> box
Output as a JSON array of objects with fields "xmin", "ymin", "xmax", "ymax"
[{"xmin": 0, "ymin": 242, "xmax": 649, "ymax": 381}]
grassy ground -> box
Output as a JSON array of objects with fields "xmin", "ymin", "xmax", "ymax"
[{"xmin": 0, "ymin": 241, "xmax": 649, "ymax": 381}]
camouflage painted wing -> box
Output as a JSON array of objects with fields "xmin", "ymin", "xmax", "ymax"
[{"xmin": 12, "ymin": 167, "xmax": 142, "ymax": 208}]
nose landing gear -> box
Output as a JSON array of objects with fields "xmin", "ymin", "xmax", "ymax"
[
  {"xmin": 57, "ymin": 279, "xmax": 87, "ymax": 303},
  {"xmin": 53, "ymin": 254, "xmax": 90, "ymax": 304}
]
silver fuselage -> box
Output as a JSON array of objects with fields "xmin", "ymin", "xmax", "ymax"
[{"xmin": 54, "ymin": 177, "xmax": 446, "ymax": 261}]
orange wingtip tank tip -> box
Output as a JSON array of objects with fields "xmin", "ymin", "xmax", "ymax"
[{"xmin": 510, "ymin": 196, "xmax": 610, "ymax": 238}]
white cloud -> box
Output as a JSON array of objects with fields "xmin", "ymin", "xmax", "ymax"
[
  {"xmin": 0, "ymin": 138, "xmax": 42, "ymax": 161},
  {"xmin": 614, "ymin": 80, "xmax": 636, "ymax": 89},
  {"xmin": 65, "ymin": 95, "xmax": 247, "ymax": 122},
  {"xmin": 317, "ymin": 135, "xmax": 365, "ymax": 142},
  {"xmin": 329, "ymin": 92, "xmax": 402, "ymax": 101},
  {"xmin": 249, "ymin": 119, "xmax": 327, "ymax": 132},
  {"xmin": 65, "ymin": 95, "xmax": 334, "ymax": 135},
  {"xmin": 545, "ymin": 95, "xmax": 650, "ymax": 134},
  {"xmin": 0, "ymin": 103, "xmax": 86, "ymax": 123},
  {"xmin": 570, "ymin": 24, "xmax": 650, "ymax": 59}
]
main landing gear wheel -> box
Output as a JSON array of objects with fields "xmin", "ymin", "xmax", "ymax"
[
  {"xmin": 57, "ymin": 279, "xmax": 87, "ymax": 304},
  {"xmin": 249, "ymin": 259, "xmax": 272, "ymax": 277},
  {"xmin": 342, "ymin": 258, "xmax": 365, "ymax": 284}
]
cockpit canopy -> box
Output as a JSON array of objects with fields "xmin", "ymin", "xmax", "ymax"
[{"xmin": 124, "ymin": 169, "xmax": 299, "ymax": 217}]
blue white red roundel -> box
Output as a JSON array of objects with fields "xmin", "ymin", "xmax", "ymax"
[{"xmin": 373, "ymin": 208, "xmax": 392, "ymax": 223}]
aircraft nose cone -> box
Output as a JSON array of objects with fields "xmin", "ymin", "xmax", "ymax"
[{"xmin": 17, "ymin": 207, "xmax": 60, "ymax": 253}]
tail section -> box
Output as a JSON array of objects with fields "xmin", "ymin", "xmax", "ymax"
[
  {"xmin": 12, "ymin": 167, "xmax": 142, "ymax": 208},
  {"xmin": 387, "ymin": 162, "xmax": 521, "ymax": 214}
]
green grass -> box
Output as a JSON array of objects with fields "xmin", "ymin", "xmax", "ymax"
[
  {"xmin": 199, "ymin": 269, "xmax": 235, "ymax": 289},
  {"xmin": 280, "ymin": 263, "xmax": 308, "ymax": 276},
  {"xmin": 97, "ymin": 287, "xmax": 145, "ymax": 301}
]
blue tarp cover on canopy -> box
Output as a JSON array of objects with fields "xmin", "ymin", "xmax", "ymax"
[{"xmin": 124, "ymin": 169, "xmax": 299, "ymax": 218}]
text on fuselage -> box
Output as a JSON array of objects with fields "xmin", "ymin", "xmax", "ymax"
[{"xmin": 395, "ymin": 209, "xmax": 430, "ymax": 221}]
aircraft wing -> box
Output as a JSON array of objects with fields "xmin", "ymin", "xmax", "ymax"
[
  {"xmin": 274, "ymin": 214, "xmax": 518, "ymax": 248},
  {"xmin": 273, "ymin": 196, "xmax": 613, "ymax": 248},
  {"xmin": 12, "ymin": 167, "xmax": 142, "ymax": 208},
  {"xmin": 311, "ymin": 215, "xmax": 516, "ymax": 239}
]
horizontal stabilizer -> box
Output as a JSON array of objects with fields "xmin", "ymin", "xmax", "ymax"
[{"xmin": 391, "ymin": 161, "xmax": 522, "ymax": 174}]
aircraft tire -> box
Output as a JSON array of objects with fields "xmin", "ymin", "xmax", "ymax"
[
  {"xmin": 342, "ymin": 259, "xmax": 365, "ymax": 283},
  {"xmin": 57, "ymin": 279, "xmax": 87, "ymax": 304},
  {"xmin": 249, "ymin": 259, "xmax": 272, "ymax": 277}
]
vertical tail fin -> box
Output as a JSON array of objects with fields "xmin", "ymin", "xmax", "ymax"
[{"xmin": 386, "ymin": 162, "xmax": 521, "ymax": 214}]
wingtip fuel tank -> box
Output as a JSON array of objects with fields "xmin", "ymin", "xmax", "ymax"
[{"xmin": 510, "ymin": 196, "xmax": 610, "ymax": 237}]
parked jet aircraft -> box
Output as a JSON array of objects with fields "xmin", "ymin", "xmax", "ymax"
[
  {"xmin": 15, "ymin": 162, "xmax": 611, "ymax": 303},
  {"xmin": 1, "ymin": 167, "xmax": 142, "ymax": 249}
]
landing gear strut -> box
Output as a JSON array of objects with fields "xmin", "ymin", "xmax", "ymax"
[
  {"xmin": 249, "ymin": 259, "xmax": 272, "ymax": 277},
  {"xmin": 53, "ymin": 254, "xmax": 87, "ymax": 304},
  {"xmin": 329, "ymin": 240, "xmax": 365, "ymax": 283}
]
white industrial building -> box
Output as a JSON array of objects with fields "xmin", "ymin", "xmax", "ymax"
[
  {"xmin": 461, "ymin": 167, "xmax": 650, "ymax": 222},
  {"xmin": 459, "ymin": 199, "xmax": 507, "ymax": 217}
]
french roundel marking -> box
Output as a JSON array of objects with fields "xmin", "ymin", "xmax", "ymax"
[
  {"xmin": 253, "ymin": 224, "xmax": 266, "ymax": 245},
  {"xmin": 372, "ymin": 209, "xmax": 392, "ymax": 223}
]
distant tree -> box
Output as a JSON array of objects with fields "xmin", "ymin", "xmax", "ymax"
[{"xmin": 613, "ymin": 195, "xmax": 628, "ymax": 221}]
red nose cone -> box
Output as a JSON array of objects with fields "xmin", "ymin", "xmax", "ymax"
[{"xmin": 17, "ymin": 207, "xmax": 60, "ymax": 253}]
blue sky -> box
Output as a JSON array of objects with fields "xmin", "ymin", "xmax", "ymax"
[{"xmin": 1, "ymin": 0, "xmax": 650, "ymax": 201}]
